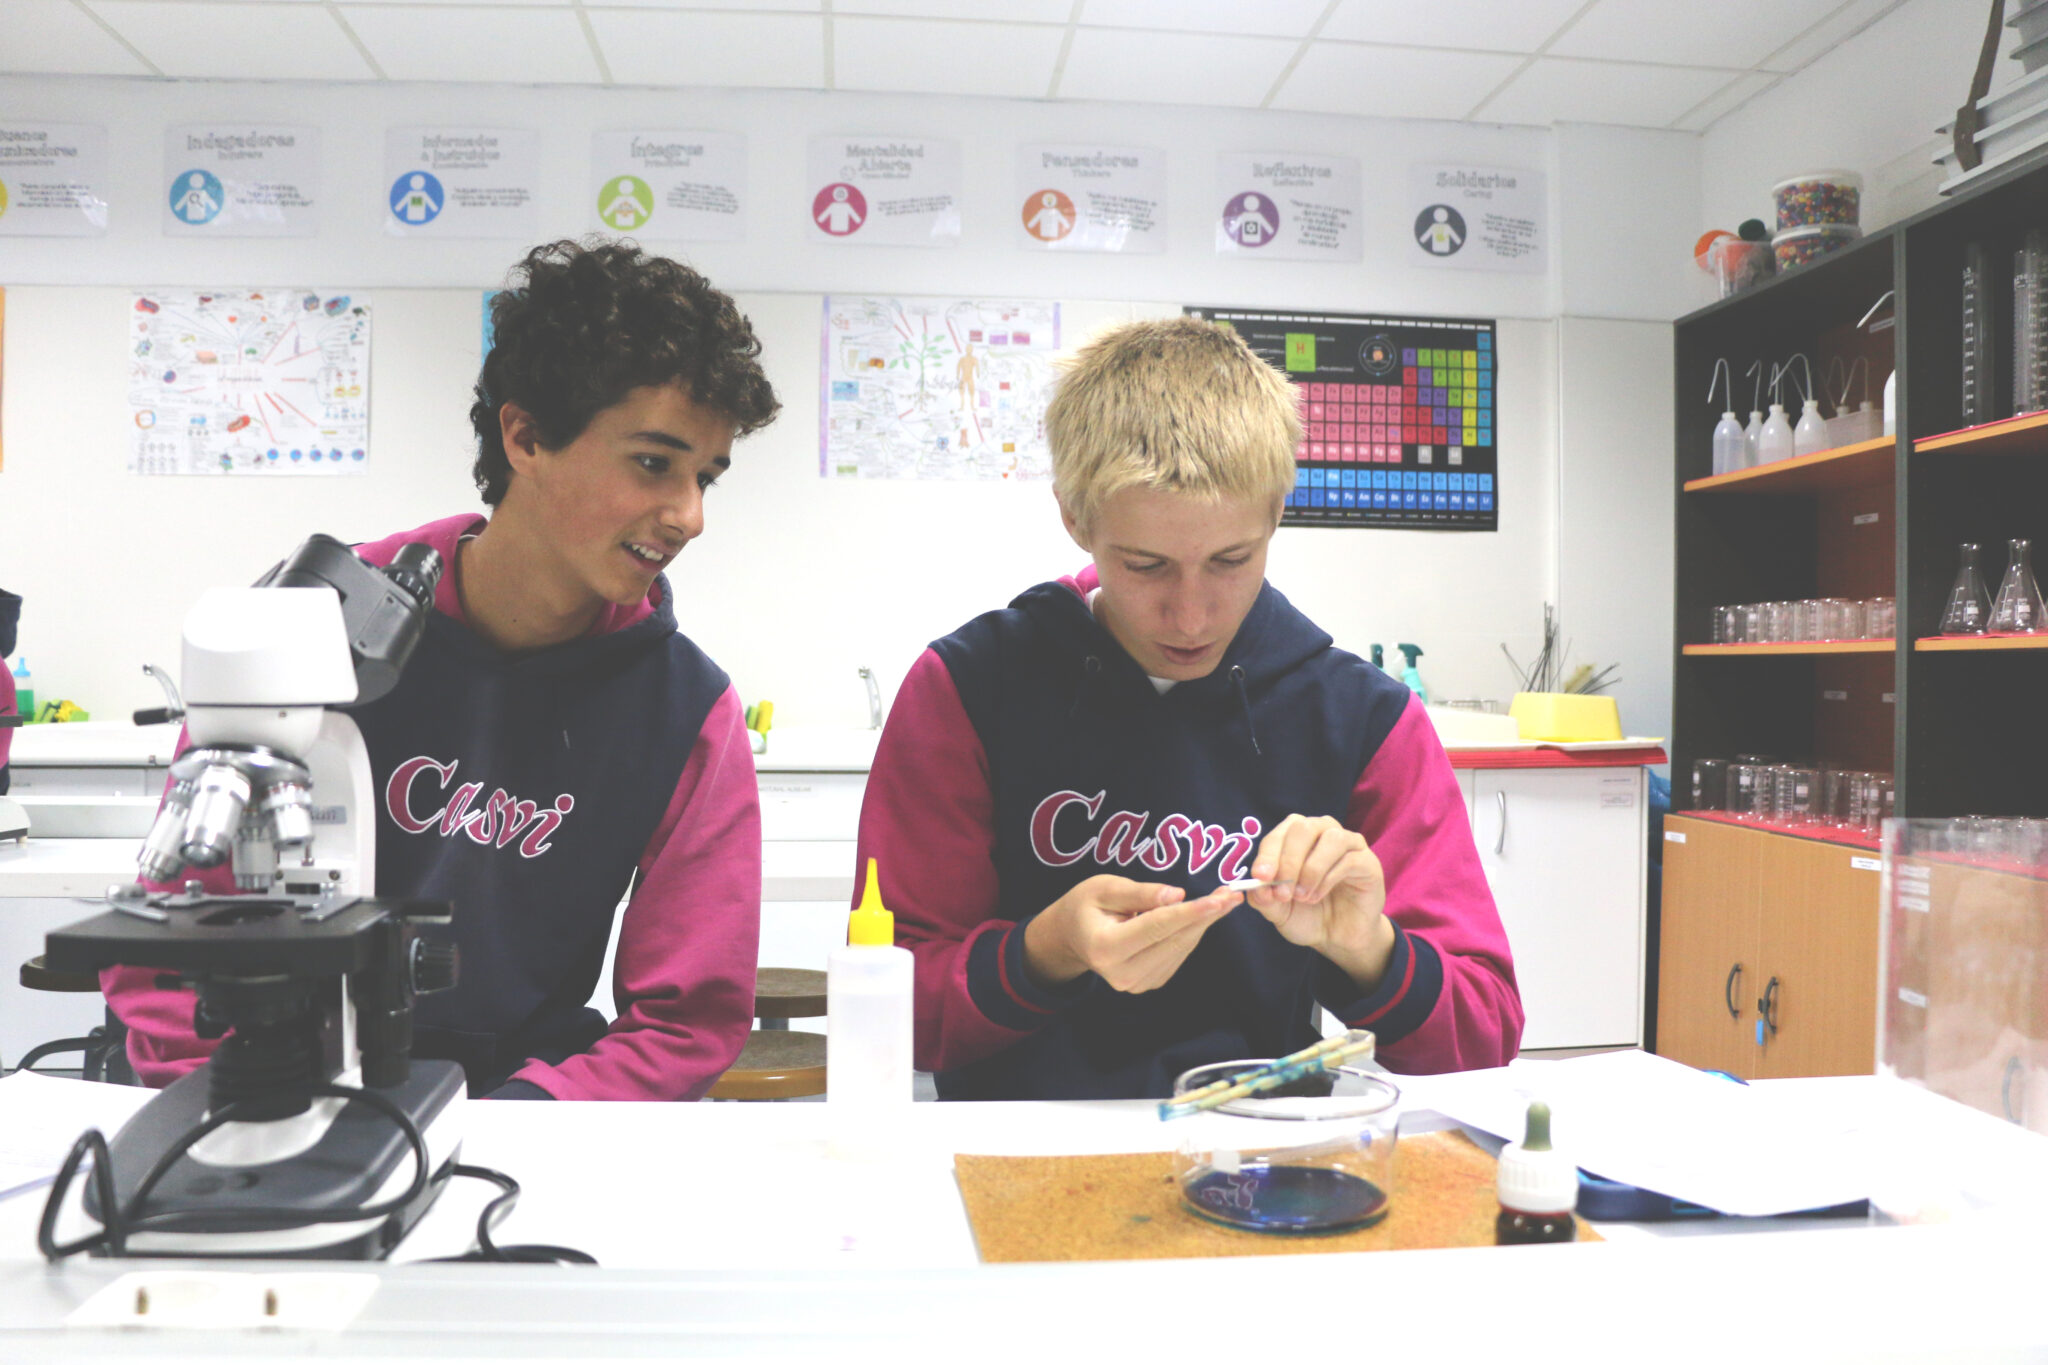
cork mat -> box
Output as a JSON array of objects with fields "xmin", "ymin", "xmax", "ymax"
[{"xmin": 953, "ymin": 1131, "xmax": 1600, "ymax": 1263}]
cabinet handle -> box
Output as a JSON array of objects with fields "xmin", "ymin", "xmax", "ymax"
[
  {"xmin": 1756, "ymin": 976, "xmax": 1780, "ymax": 1039},
  {"xmin": 1724, "ymin": 963, "xmax": 1743, "ymax": 1020},
  {"xmin": 1494, "ymin": 790, "xmax": 1507, "ymax": 856}
]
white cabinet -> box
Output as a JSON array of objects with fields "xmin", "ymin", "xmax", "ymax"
[{"xmin": 1460, "ymin": 766, "xmax": 1647, "ymax": 1051}]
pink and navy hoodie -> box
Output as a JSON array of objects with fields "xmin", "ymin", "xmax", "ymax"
[
  {"xmin": 856, "ymin": 566, "xmax": 1521, "ymax": 1100},
  {"xmin": 103, "ymin": 515, "xmax": 760, "ymax": 1102}
]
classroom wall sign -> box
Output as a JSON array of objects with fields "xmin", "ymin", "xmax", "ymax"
[
  {"xmin": 1409, "ymin": 164, "xmax": 1547, "ymax": 274},
  {"xmin": 0, "ymin": 123, "xmax": 108, "ymax": 237},
  {"xmin": 162, "ymin": 126, "xmax": 318, "ymax": 238},
  {"xmin": 384, "ymin": 128, "xmax": 538, "ymax": 239},
  {"xmin": 1013, "ymin": 144, "xmax": 1165, "ymax": 254},
  {"xmin": 1212, "ymin": 153, "xmax": 1360, "ymax": 261},
  {"xmin": 589, "ymin": 130, "xmax": 745, "ymax": 241},
  {"xmin": 806, "ymin": 136, "xmax": 961, "ymax": 247}
]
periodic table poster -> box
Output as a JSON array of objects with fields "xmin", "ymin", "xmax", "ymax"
[{"xmin": 1187, "ymin": 307, "xmax": 1497, "ymax": 532}]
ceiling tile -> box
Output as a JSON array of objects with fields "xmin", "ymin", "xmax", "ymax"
[
  {"xmin": 1058, "ymin": 28, "xmax": 1300, "ymax": 107},
  {"xmin": 1274, "ymin": 41, "xmax": 1526, "ymax": 120},
  {"xmin": 589, "ymin": 0, "xmax": 825, "ymax": 9},
  {"xmin": 2, "ymin": 0, "xmax": 154, "ymax": 74},
  {"xmin": 1550, "ymin": 0, "xmax": 1845, "ymax": 71},
  {"xmin": 334, "ymin": 0, "xmax": 560, "ymax": 7},
  {"xmin": 1080, "ymin": 0, "xmax": 1331, "ymax": 38},
  {"xmin": 587, "ymin": 10, "xmax": 824, "ymax": 89},
  {"xmin": 91, "ymin": 0, "xmax": 375, "ymax": 79},
  {"xmin": 340, "ymin": 4, "xmax": 599, "ymax": 82},
  {"xmin": 1670, "ymin": 70, "xmax": 1778, "ymax": 132},
  {"xmin": 836, "ymin": 18, "xmax": 1063, "ymax": 99},
  {"xmin": 1759, "ymin": 0, "xmax": 1907, "ymax": 73},
  {"xmin": 1478, "ymin": 56, "xmax": 1735, "ymax": 127},
  {"xmin": 1317, "ymin": 0, "xmax": 1588, "ymax": 54},
  {"xmin": 835, "ymin": 0, "xmax": 1071, "ymax": 19}
]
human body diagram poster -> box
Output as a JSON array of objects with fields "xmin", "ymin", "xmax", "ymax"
[
  {"xmin": 821, "ymin": 296, "xmax": 1060, "ymax": 480},
  {"xmin": 129, "ymin": 289, "xmax": 370, "ymax": 476},
  {"xmin": 1188, "ymin": 306, "xmax": 1498, "ymax": 531}
]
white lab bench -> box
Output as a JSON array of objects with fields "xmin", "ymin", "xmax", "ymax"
[
  {"xmin": 0, "ymin": 1081, "xmax": 2043, "ymax": 1358},
  {"xmin": 0, "ymin": 723, "xmax": 1657, "ymax": 1055}
]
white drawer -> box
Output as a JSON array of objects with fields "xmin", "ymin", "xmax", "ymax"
[
  {"xmin": 6, "ymin": 766, "xmax": 161, "ymax": 797},
  {"xmin": 757, "ymin": 772, "xmax": 865, "ymax": 842}
]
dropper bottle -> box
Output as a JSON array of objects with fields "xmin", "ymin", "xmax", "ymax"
[
  {"xmin": 828, "ymin": 858, "xmax": 916, "ymax": 1159},
  {"xmin": 1743, "ymin": 359, "xmax": 1766, "ymax": 467},
  {"xmin": 1708, "ymin": 358, "xmax": 1744, "ymax": 477},
  {"xmin": 1496, "ymin": 1098, "xmax": 1578, "ymax": 1245},
  {"xmin": 1758, "ymin": 363, "xmax": 1795, "ymax": 464}
]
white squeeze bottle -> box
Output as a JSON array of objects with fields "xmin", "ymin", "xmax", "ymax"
[{"xmin": 828, "ymin": 858, "xmax": 915, "ymax": 1159}]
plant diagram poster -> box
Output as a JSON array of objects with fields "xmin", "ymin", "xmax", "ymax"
[
  {"xmin": 128, "ymin": 289, "xmax": 370, "ymax": 477},
  {"xmin": 821, "ymin": 296, "xmax": 1060, "ymax": 480},
  {"xmin": 1188, "ymin": 306, "xmax": 1497, "ymax": 532}
]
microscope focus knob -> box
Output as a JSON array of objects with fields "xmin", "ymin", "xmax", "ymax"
[{"xmin": 410, "ymin": 938, "xmax": 460, "ymax": 995}]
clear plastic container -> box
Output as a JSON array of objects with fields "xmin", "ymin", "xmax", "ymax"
[
  {"xmin": 1773, "ymin": 223, "xmax": 1862, "ymax": 272},
  {"xmin": 1773, "ymin": 171, "xmax": 1862, "ymax": 230},
  {"xmin": 1709, "ymin": 238, "xmax": 1774, "ymax": 297},
  {"xmin": 1171, "ymin": 1061, "xmax": 1399, "ymax": 1234}
]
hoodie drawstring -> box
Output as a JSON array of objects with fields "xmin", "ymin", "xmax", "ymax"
[{"xmin": 1229, "ymin": 665, "xmax": 1262, "ymax": 757}]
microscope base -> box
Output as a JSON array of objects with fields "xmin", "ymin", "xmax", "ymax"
[{"xmin": 85, "ymin": 1060, "xmax": 467, "ymax": 1259}]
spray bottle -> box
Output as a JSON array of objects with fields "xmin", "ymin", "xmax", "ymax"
[
  {"xmin": 828, "ymin": 858, "xmax": 915, "ymax": 1159},
  {"xmin": 1395, "ymin": 644, "xmax": 1428, "ymax": 704},
  {"xmin": 9, "ymin": 659, "xmax": 32, "ymax": 725}
]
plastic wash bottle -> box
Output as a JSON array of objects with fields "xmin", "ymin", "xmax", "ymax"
[{"xmin": 828, "ymin": 858, "xmax": 915, "ymax": 1159}]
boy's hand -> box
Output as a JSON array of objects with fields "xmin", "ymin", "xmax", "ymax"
[
  {"xmin": 1244, "ymin": 814, "xmax": 1397, "ymax": 991},
  {"xmin": 1022, "ymin": 875, "xmax": 1240, "ymax": 994}
]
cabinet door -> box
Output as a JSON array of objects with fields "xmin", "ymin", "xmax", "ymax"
[
  {"xmin": 1655, "ymin": 816, "xmax": 1762, "ymax": 1077},
  {"xmin": 1472, "ymin": 768, "xmax": 1645, "ymax": 1051},
  {"xmin": 1754, "ymin": 840, "xmax": 1882, "ymax": 1079}
]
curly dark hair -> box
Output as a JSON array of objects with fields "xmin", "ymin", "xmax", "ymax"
[{"xmin": 470, "ymin": 239, "xmax": 780, "ymax": 505}]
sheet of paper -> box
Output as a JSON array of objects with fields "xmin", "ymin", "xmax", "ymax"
[
  {"xmin": 1396, "ymin": 1050, "xmax": 1884, "ymax": 1216},
  {"xmin": 0, "ymin": 1070, "xmax": 154, "ymax": 1169}
]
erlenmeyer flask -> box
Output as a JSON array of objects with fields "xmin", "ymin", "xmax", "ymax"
[
  {"xmin": 1941, "ymin": 542, "xmax": 1993, "ymax": 634},
  {"xmin": 1990, "ymin": 538, "xmax": 2047, "ymax": 633}
]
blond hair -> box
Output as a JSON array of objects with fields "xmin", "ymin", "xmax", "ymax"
[{"xmin": 1046, "ymin": 316, "xmax": 1301, "ymax": 532}]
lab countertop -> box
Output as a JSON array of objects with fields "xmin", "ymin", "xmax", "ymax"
[{"xmin": 0, "ymin": 1083, "xmax": 2041, "ymax": 1358}]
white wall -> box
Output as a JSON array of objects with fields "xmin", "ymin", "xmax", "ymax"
[
  {"xmin": 0, "ymin": 74, "xmax": 1693, "ymax": 732},
  {"xmin": 1702, "ymin": 0, "xmax": 2028, "ymax": 233}
]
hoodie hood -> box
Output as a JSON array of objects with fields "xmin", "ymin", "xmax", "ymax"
[
  {"xmin": 353, "ymin": 514, "xmax": 678, "ymax": 679},
  {"xmin": 1014, "ymin": 564, "xmax": 1334, "ymax": 702}
]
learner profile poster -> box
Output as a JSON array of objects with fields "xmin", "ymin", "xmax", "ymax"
[
  {"xmin": 1213, "ymin": 153, "xmax": 1360, "ymax": 261},
  {"xmin": 384, "ymin": 128, "xmax": 538, "ymax": 239},
  {"xmin": 806, "ymin": 136, "xmax": 960, "ymax": 247},
  {"xmin": 0, "ymin": 123, "xmax": 107, "ymax": 236},
  {"xmin": 163, "ymin": 126, "xmax": 318, "ymax": 238},
  {"xmin": 590, "ymin": 131, "xmax": 745, "ymax": 241},
  {"xmin": 1189, "ymin": 306, "xmax": 1498, "ymax": 533},
  {"xmin": 1410, "ymin": 164, "xmax": 1546, "ymax": 274},
  {"xmin": 1014, "ymin": 145, "xmax": 1164, "ymax": 253}
]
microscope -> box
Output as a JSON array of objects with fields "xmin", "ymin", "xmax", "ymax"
[{"xmin": 42, "ymin": 535, "xmax": 465, "ymax": 1259}]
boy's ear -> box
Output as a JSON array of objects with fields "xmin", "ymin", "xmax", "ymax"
[
  {"xmin": 1056, "ymin": 493, "xmax": 1091, "ymax": 552},
  {"xmin": 499, "ymin": 402, "xmax": 544, "ymax": 477}
]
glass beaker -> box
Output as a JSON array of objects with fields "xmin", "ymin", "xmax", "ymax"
[
  {"xmin": 1991, "ymin": 539, "xmax": 2046, "ymax": 633},
  {"xmin": 1941, "ymin": 543, "xmax": 1993, "ymax": 635},
  {"xmin": 1730, "ymin": 762, "xmax": 1764, "ymax": 819},
  {"xmin": 1792, "ymin": 599, "xmax": 1822, "ymax": 643},
  {"xmin": 1822, "ymin": 769, "xmax": 1861, "ymax": 828},
  {"xmin": 1692, "ymin": 758, "xmax": 1729, "ymax": 811},
  {"xmin": 1776, "ymin": 766, "xmax": 1820, "ymax": 825},
  {"xmin": 1864, "ymin": 597, "xmax": 1896, "ymax": 640},
  {"xmin": 1171, "ymin": 1061, "xmax": 1399, "ymax": 1234}
]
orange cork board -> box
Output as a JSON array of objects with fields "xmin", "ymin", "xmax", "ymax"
[{"xmin": 954, "ymin": 1130, "xmax": 1599, "ymax": 1263}]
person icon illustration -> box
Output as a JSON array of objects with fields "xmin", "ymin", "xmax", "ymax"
[
  {"xmin": 1419, "ymin": 205, "xmax": 1464, "ymax": 255},
  {"xmin": 173, "ymin": 171, "xmax": 221, "ymax": 225},
  {"xmin": 816, "ymin": 184, "xmax": 864, "ymax": 235},
  {"xmin": 602, "ymin": 176, "xmax": 650, "ymax": 229},
  {"xmin": 1235, "ymin": 195, "xmax": 1267, "ymax": 244},
  {"xmin": 399, "ymin": 173, "xmax": 442, "ymax": 224},
  {"xmin": 1223, "ymin": 191, "xmax": 1277, "ymax": 248},
  {"xmin": 1026, "ymin": 191, "xmax": 1072, "ymax": 241}
]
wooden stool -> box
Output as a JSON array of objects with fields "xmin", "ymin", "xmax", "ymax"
[
  {"xmin": 15, "ymin": 955, "xmax": 132, "ymax": 1084},
  {"xmin": 706, "ymin": 967, "xmax": 827, "ymax": 1101}
]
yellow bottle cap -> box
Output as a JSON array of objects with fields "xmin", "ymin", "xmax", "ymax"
[{"xmin": 848, "ymin": 857, "xmax": 895, "ymax": 946}]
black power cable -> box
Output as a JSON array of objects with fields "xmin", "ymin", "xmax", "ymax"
[{"xmin": 36, "ymin": 1084, "xmax": 595, "ymax": 1266}]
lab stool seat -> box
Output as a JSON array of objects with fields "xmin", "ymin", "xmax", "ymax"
[
  {"xmin": 706, "ymin": 967, "xmax": 827, "ymax": 1101},
  {"xmin": 14, "ymin": 955, "xmax": 133, "ymax": 1084}
]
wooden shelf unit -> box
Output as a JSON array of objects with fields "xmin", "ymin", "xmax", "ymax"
[
  {"xmin": 1681, "ymin": 641, "xmax": 1893, "ymax": 656},
  {"xmin": 1682, "ymin": 435, "xmax": 1893, "ymax": 495},
  {"xmin": 1912, "ymin": 634, "xmax": 2048, "ymax": 651},
  {"xmin": 1663, "ymin": 158, "xmax": 2048, "ymax": 1076}
]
